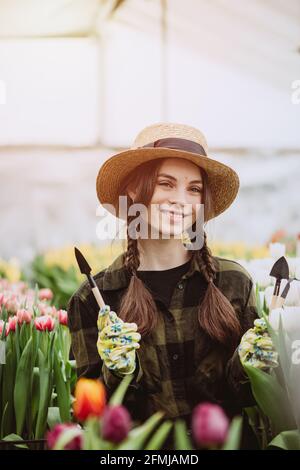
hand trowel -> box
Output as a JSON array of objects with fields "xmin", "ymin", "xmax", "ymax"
[
  {"xmin": 74, "ymin": 247, "xmax": 105, "ymax": 309},
  {"xmin": 269, "ymin": 256, "xmax": 289, "ymax": 311}
]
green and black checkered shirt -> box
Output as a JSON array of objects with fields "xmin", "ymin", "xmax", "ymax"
[{"xmin": 67, "ymin": 251, "xmax": 258, "ymax": 425}]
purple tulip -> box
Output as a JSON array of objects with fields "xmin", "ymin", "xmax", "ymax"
[
  {"xmin": 102, "ymin": 405, "xmax": 131, "ymax": 443},
  {"xmin": 192, "ymin": 402, "xmax": 229, "ymax": 448},
  {"xmin": 46, "ymin": 423, "xmax": 83, "ymax": 450}
]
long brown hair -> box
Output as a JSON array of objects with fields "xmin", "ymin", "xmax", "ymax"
[{"xmin": 115, "ymin": 158, "xmax": 241, "ymax": 353}]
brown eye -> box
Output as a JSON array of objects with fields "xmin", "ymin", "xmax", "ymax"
[
  {"xmin": 158, "ymin": 181, "xmax": 172, "ymax": 188},
  {"xmin": 190, "ymin": 187, "xmax": 202, "ymax": 193}
]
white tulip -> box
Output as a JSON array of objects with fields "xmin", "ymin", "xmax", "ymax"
[
  {"xmin": 283, "ymin": 280, "xmax": 300, "ymax": 307},
  {"xmin": 264, "ymin": 285, "xmax": 274, "ymax": 308},
  {"xmin": 269, "ymin": 307, "xmax": 300, "ymax": 335},
  {"xmin": 251, "ymin": 269, "xmax": 272, "ymax": 289}
]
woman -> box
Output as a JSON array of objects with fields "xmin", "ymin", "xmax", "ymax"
[{"xmin": 68, "ymin": 122, "xmax": 277, "ymax": 449}]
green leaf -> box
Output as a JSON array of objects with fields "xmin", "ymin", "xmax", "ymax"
[
  {"xmin": 1, "ymin": 349, "xmax": 16, "ymax": 437},
  {"xmin": 268, "ymin": 430, "xmax": 300, "ymax": 450},
  {"xmin": 13, "ymin": 336, "xmax": 33, "ymax": 436},
  {"xmin": 243, "ymin": 363, "xmax": 296, "ymax": 434},
  {"xmin": 108, "ymin": 374, "xmax": 134, "ymax": 406},
  {"xmin": 47, "ymin": 407, "xmax": 62, "ymax": 429},
  {"xmin": 2, "ymin": 433, "xmax": 23, "ymax": 441},
  {"xmin": 173, "ymin": 419, "xmax": 193, "ymax": 450},
  {"xmin": 53, "ymin": 350, "xmax": 71, "ymax": 422},
  {"xmin": 35, "ymin": 348, "xmax": 53, "ymax": 439},
  {"xmin": 117, "ymin": 411, "xmax": 164, "ymax": 450},
  {"xmin": 144, "ymin": 421, "xmax": 173, "ymax": 450},
  {"xmin": 222, "ymin": 416, "xmax": 242, "ymax": 450}
]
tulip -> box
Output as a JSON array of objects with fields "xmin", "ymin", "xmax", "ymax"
[
  {"xmin": 57, "ymin": 309, "xmax": 68, "ymax": 326},
  {"xmin": 102, "ymin": 405, "xmax": 131, "ymax": 443},
  {"xmin": 4, "ymin": 297, "xmax": 19, "ymax": 314},
  {"xmin": 269, "ymin": 307, "xmax": 300, "ymax": 335},
  {"xmin": 6, "ymin": 315, "xmax": 17, "ymax": 335},
  {"xmin": 38, "ymin": 288, "xmax": 53, "ymax": 301},
  {"xmin": 46, "ymin": 423, "xmax": 83, "ymax": 450},
  {"xmin": 192, "ymin": 402, "xmax": 229, "ymax": 448},
  {"xmin": 38, "ymin": 304, "xmax": 55, "ymax": 316},
  {"xmin": 34, "ymin": 315, "xmax": 55, "ymax": 332},
  {"xmin": 0, "ymin": 292, "xmax": 4, "ymax": 307},
  {"xmin": 73, "ymin": 378, "xmax": 106, "ymax": 422},
  {"xmin": 16, "ymin": 308, "xmax": 32, "ymax": 325}
]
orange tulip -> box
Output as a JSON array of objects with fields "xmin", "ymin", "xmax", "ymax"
[{"xmin": 73, "ymin": 378, "xmax": 106, "ymax": 422}]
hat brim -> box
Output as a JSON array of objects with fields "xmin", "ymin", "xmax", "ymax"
[{"xmin": 96, "ymin": 147, "xmax": 240, "ymax": 221}]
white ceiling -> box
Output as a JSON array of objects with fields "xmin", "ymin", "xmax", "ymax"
[{"xmin": 0, "ymin": 0, "xmax": 299, "ymax": 148}]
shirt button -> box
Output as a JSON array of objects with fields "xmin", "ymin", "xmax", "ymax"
[
  {"xmin": 172, "ymin": 354, "xmax": 179, "ymax": 360},
  {"xmin": 177, "ymin": 282, "xmax": 184, "ymax": 290}
]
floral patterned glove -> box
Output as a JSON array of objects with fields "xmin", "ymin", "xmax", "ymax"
[
  {"xmin": 238, "ymin": 318, "xmax": 279, "ymax": 371},
  {"xmin": 97, "ymin": 305, "xmax": 141, "ymax": 376}
]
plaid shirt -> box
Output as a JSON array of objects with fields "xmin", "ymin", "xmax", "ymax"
[{"xmin": 67, "ymin": 251, "xmax": 259, "ymax": 426}]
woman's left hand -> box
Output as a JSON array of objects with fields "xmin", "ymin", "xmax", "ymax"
[{"xmin": 238, "ymin": 318, "xmax": 279, "ymax": 371}]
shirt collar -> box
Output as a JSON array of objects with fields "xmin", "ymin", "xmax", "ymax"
[{"xmin": 101, "ymin": 250, "xmax": 218, "ymax": 291}]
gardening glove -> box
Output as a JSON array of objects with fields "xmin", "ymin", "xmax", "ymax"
[
  {"xmin": 97, "ymin": 304, "xmax": 141, "ymax": 376},
  {"xmin": 238, "ymin": 318, "xmax": 279, "ymax": 371}
]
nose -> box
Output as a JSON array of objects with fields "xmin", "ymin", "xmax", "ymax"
[{"xmin": 167, "ymin": 185, "xmax": 189, "ymax": 209}]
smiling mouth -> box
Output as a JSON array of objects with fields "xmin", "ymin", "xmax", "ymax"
[{"xmin": 160, "ymin": 209, "xmax": 185, "ymax": 219}]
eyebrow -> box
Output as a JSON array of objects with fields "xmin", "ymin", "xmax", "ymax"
[{"xmin": 157, "ymin": 173, "xmax": 203, "ymax": 185}]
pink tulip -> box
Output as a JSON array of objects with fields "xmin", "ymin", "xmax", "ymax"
[
  {"xmin": 57, "ymin": 309, "xmax": 68, "ymax": 326},
  {"xmin": 192, "ymin": 402, "xmax": 229, "ymax": 448},
  {"xmin": 6, "ymin": 315, "xmax": 17, "ymax": 335},
  {"xmin": 46, "ymin": 423, "xmax": 83, "ymax": 450},
  {"xmin": 16, "ymin": 308, "xmax": 32, "ymax": 325},
  {"xmin": 102, "ymin": 405, "xmax": 131, "ymax": 443},
  {"xmin": 34, "ymin": 315, "xmax": 55, "ymax": 332},
  {"xmin": 4, "ymin": 297, "xmax": 19, "ymax": 314},
  {"xmin": 38, "ymin": 288, "xmax": 53, "ymax": 301},
  {"xmin": 0, "ymin": 320, "xmax": 4, "ymax": 335},
  {"xmin": 0, "ymin": 293, "xmax": 4, "ymax": 307}
]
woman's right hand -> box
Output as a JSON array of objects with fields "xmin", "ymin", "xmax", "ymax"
[{"xmin": 97, "ymin": 305, "xmax": 141, "ymax": 375}]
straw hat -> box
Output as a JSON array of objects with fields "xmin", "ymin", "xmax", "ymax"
[{"xmin": 96, "ymin": 122, "xmax": 240, "ymax": 221}]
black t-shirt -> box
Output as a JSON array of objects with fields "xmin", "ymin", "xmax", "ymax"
[{"xmin": 136, "ymin": 257, "xmax": 192, "ymax": 309}]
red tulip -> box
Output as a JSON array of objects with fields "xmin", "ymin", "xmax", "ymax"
[
  {"xmin": 57, "ymin": 309, "xmax": 68, "ymax": 326},
  {"xmin": 102, "ymin": 405, "xmax": 131, "ymax": 443},
  {"xmin": 192, "ymin": 402, "xmax": 229, "ymax": 448},
  {"xmin": 34, "ymin": 315, "xmax": 55, "ymax": 332},
  {"xmin": 46, "ymin": 423, "xmax": 83, "ymax": 450},
  {"xmin": 73, "ymin": 378, "xmax": 106, "ymax": 422}
]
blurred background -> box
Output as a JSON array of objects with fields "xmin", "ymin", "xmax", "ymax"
[{"xmin": 0, "ymin": 0, "xmax": 299, "ymax": 305}]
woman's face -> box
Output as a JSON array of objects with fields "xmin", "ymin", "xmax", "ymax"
[{"xmin": 147, "ymin": 158, "xmax": 203, "ymax": 239}]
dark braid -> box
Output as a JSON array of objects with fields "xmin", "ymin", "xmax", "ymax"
[
  {"xmin": 196, "ymin": 231, "xmax": 216, "ymax": 284},
  {"xmin": 125, "ymin": 213, "xmax": 140, "ymax": 276},
  {"xmin": 118, "ymin": 211, "xmax": 159, "ymax": 337},
  {"xmin": 189, "ymin": 229, "xmax": 242, "ymax": 352}
]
